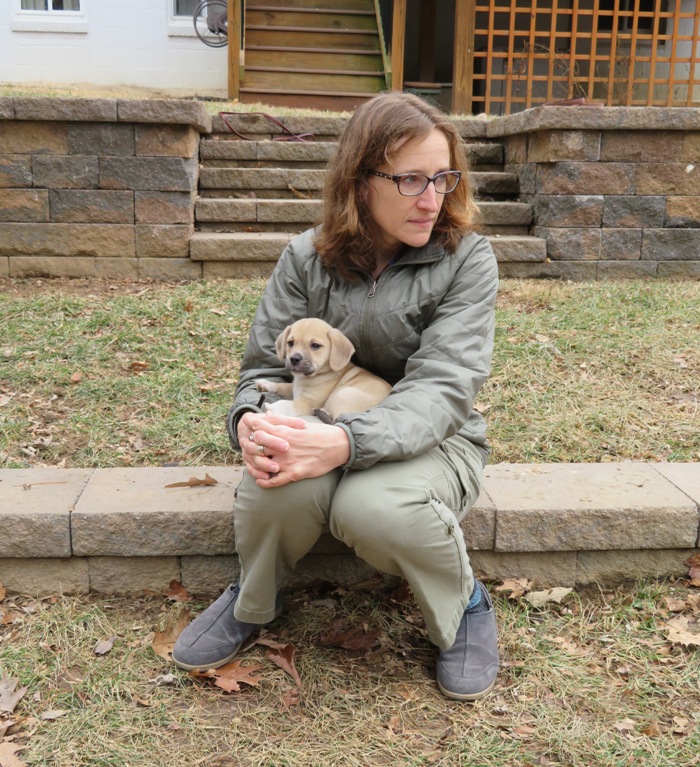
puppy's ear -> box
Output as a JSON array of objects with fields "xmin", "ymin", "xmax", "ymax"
[
  {"xmin": 275, "ymin": 325, "xmax": 292, "ymax": 361},
  {"xmin": 328, "ymin": 328, "xmax": 355, "ymax": 371}
]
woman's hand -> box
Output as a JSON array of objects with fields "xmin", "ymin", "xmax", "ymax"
[{"xmin": 238, "ymin": 410, "xmax": 351, "ymax": 488}]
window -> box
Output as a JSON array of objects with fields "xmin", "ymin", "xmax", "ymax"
[
  {"xmin": 168, "ymin": 0, "xmax": 199, "ymax": 37},
  {"xmin": 598, "ymin": 0, "xmax": 669, "ymax": 37},
  {"xmin": 12, "ymin": 0, "xmax": 87, "ymax": 32}
]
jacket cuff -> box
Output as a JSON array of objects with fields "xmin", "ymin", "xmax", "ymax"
[
  {"xmin": 333, "ymin": 421, "xmax": 357, "ymax": 469},
  {"xmin": 225, "ymin": 403, "xmax": 262, "ymax": 451}
]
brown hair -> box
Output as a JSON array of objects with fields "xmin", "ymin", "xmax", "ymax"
[{"xmin": 314, "ymin": 91, "xmax": 479, "ymax": 281}]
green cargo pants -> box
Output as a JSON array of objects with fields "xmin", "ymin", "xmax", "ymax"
[{"xmin": 232, "ymin": 433, "xmax": 484, "ymax": 650}]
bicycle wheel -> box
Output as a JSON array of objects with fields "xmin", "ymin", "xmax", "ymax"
[{"xmin": 193, "ymin": 0, "xmax": 228, "ymax": 48}]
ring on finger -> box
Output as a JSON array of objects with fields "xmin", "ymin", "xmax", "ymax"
[{"xmin": 255, "ymin": 444, "xmax": 267, "ymax": 457}]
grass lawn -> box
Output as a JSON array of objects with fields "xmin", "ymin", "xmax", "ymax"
[
  {"xmin": 1, "ymin": 276, "xmax": 699, "ymax": 766},
  {"xmin": 1, "ymin": 277, "xmax": 698, "ymax": 469}
]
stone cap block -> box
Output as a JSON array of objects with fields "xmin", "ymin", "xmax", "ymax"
[
  {"xmin": 0, "ymin": 98, "xmax": 14, "ymax": 120},
  {"xmin": 71, "ymin": 466, "xmax": 243, "ymax": 556},
  {"xmin": 487, "ymin": 105, "xmax": 700, "ymax": 136},
  {"xmin": 654, "ymin": 463, "xmax": 700, "ymax": 545},
  {"xmin": 13, "ymin": 97, "xmax": 117, "ymax": 122},
  {"xmin": 117, "ymin": 99, "xmax": 211, "ymax": 133},
  {"xmin": 485, "ymin": 463, "xmax": 699, "ymax": 552},
  {"xmin": 461, "ymin": 488, "xmax": 496, "ymax": 550},
  {"xmin": 0, "ymin": 468, "xmax": 93, "ymax": 557}
]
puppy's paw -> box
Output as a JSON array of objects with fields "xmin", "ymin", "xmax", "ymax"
[
  {"xmin": 266, "ymin": 400, "xmax": 300, "ymax": 417},
  {"xmin": 256, "ymin": 379, "xmax": 276, "ymax": 393},
  {"xmin": 313, "ymin": 408, "xmax": 334, "ymax": 425}
]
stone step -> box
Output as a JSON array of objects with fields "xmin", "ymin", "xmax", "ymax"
[
  {"xmin": 199, "ymin": 138, "xmax": 503, "ymax": 168},
  {"xmin": 199, "ymin": 168, "xmax": 519, "ymax": 198},
  {"xmin": 189, "ymin": 231, "xmax": 547, "ymax": 264},
  {"xmin": 2, "ymin": 462, "xmax": 699, "ymax": 594},
  {"xmin": 195, "ymin": 198, "xmax": 532, "ymax": 228}
]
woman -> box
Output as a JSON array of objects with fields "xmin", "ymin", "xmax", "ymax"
[{"xmin": 173, "ymin": 92, "xmax": 500, "ymax": 701}]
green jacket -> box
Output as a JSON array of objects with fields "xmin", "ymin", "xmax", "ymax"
[{"xmin": 226, "ymin": 228, "xmax": 498, "ymax": 470}]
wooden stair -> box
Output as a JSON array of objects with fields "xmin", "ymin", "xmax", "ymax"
[
  {"xmin": 240, "ymin": 0, "xmax": 386, "ymax": 111},
  {"xmin": 190, "ymin": 113, "xmax": 548, "ymax": 278}
]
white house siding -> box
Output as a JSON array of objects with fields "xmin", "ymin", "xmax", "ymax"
[{"xmin": 0, "ymin": 1, "xmax": 228, "ymax": 96}]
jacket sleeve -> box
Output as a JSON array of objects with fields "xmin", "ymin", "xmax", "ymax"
[
  {"xmin": 226, "ymin": 238, "xmax": 311, "ymax": 451},
  {"xmin": 334, "ymin": 235, "xmax": 498, "ymax": 470}
]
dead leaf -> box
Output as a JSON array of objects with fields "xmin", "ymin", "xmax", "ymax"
[
  {"xmin": 288, "ymin": 184, "xmax": 310, "ymax": 200},
  {"xmin": 190, "ymin": 660, "xmax": 263, "ymax": 693},
  {"xmin": 0, "ymin": 675, "xmax": 27, "ymax": 715},
  {"xmin": 664, "ymin": 596, "xmax": 688, "ymax": 612},
  {"xmin": 40, "ymin": 709, "xmax": 68, "ymax": 721},
  {"xmin": 0, "ymin": 741, "xmax": 27, "ymax": 767},
  {"xmin": 388, "ymin": 580, "xmax": 412, "ymax": 604},
  {"xmin": 663, "ymin": 615, "xmax": 700, "ymax": 648},
  {"xmin": 69, "ymin": 371, "xmax": 83, "ymax": 384},
  {"xmin": 164, "ymin": 580, "xmax": 192, "ymax": 602},
  {"xmin": 265, "ymin": 643, "xmax": 302, "ymax": 688},
  {"xmin": 614, "ymin": 718, "xmax": 637, "ymax": 732},
  {"xmin": 93, "ymin": 636, "xmax": 116, "ymax": 656},
  {"xmin": 164, "ymin": 473, "xmax": 218, "ymax": 489},
  {"xmin": 685, "ymin": 553, "xmax": 700, "ymax": 587},
  {"xmin": 642, "ymin": 721, "xmax": 662, "ymax": 737},
  {"xmin": 280, "ymin": 689, "xmax": 300, "ymax": 711},
  {"xmin": 672, "ymin": 716, "xmax": 690, "ymax": 735},
  {"xmin": 495, "ymin": 578, "xmax": 532, "ymax": 599},
  {"xmin": 524, "ymin": 587, "xmax": 574, "ymax": 608},
  {"xmin": 151, "ymin": 608, "xmax": 191, "ymax": 661},
  {"xmin": 0, "ymin": 583, "xmax": 5, "ymax": 601},
  {"xmin": 129, "ymin": 360, "xmax": 150, "ymax": 373},
  {"xmin": 317, "ymin": 619, "xmax": 381, "ymax": 651}
]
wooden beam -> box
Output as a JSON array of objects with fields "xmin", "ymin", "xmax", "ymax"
[
  {"xmin": 228, "ymin": 0, "xmax": 241, "ymax": 101},
  {"xmin": 452, "ymin": 0, "xmax": 476, "ymax": 114},
  {"xmin": 391, "ymin": 0, "xmax": 407, "ymax": 92}
]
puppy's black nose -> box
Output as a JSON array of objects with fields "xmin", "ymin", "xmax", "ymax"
[{"xmin": 289, "ymin": 353, "xmax": 303, "ymax": 366}]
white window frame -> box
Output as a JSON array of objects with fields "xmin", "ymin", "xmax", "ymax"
[
  {"xmin": 168, "ymin": 0, "xmax": 200, "ymax": 38},
  {"xmin": 11, "ymin": 0, "xmax": 88, "ymax": 34}
]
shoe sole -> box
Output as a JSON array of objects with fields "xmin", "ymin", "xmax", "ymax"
[
  {"xmin": 436, "ymin": 677, "xmax": 496, "ymax": 702},
  {"xmin": 172, "ymin": 642, "xmax": 246, "ymax": 672}
]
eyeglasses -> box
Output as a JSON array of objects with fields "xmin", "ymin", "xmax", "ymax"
[{"xmin": 367, "ymin": 169, "xmax": 462, "ymax": 197}]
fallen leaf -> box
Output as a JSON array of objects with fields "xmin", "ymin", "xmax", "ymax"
[
  {"xmin": 149, "ymin": 673, "xmax": 180, "ymax": 687},
  {"xmin": 151, "ymin": 608, "xmax": 191, "ymax": 661},
  {"xmin": 685, "ymin": 553, "xmax": 700, "ymax": 587},
  {"xmin": 0, "ymin": 675, "xmax": 27, "ymax": 715},
  {"xmin": 69, "ymin": 371, "xmax": 83, "ymax": 384},
  {"xmin": 524, "ymin": 587, "xmax": 574, "ymax": 608},
  {"xmin": 280, "ymin": 689, "xmax": 300, "ymax": 710},
  {"xmin": 40, "ymin": 709, "xmax": 68, "ymax": 721},
  {"xmin": 642, "ymin": 721, "xmax": 662, "ymax": 737},
  {"xmin": 129, "ymin": 360, "xmax": 150, "ymax": 373},
  {"xmin": 164, "ymin": 473, "xmax": 218, "ymax": 489},
  {"xmin": 388, "ymin": 580, "xmax": 412, "ymax": 604},
  {"xmin": 265, "ymin": 643, "xmax": 302, "ymax": 687},
  {"xmin": 672, "ymin": 716, "xmax": 690, "ymax": 735},
  {"xmin": 317, "ymin": 619, "xmax": 381, "ymax": 651},
  {"xmin": 164, "ymin": 580, "xmax": 191, "ymax": 602},
  {"xmin": 495, "ymin": 578, "xmax": 532, "ymax": 599},
  {"xmin": 93, "ymin": 636, "xmax": 116, "ymax": 656},
  {"xmin": 664, "ymin": 596, "xmax": 688, "ymax": 612},
  {"xmin": 190, "ymin": 660, "xmax": 263, "ymax": 693},
  {"xmin": 0, "ymin": 583, "xmax": 5, "ymax": 601},
  {"xmin": 614, "ymin": 718, "xmax": 637, "ymax": 732},
  {"xmin": 663, "ymin": 615, "xmax": 700, "ymax": 648},
  {"xmin": 0, "ymin": 741, "xmax": 26, "ymax": 767}
]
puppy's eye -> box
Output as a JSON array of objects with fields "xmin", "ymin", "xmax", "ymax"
[
  {"xmin": 287, "ymin": 339, "xmax": 294, "ymax": 347},
  {"xmin": 310, "ymin": 342, "xmax": 322, "ymax": 350}
]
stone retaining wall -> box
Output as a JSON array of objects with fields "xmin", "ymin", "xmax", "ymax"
[
  {"xmin": 0, "ymin": 98, "xmax": 211, "ymax": 281},
  {"xmin": 490, "ymin": 106, "xmax": 700, "ymax": 280},
  {"xmin": 1, "ymin": 99, "xmax": 700, "ymax": 281}
]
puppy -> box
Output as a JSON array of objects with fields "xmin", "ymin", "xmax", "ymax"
[{"xmin": 256, "ymin": 318, "xmax": 391, "ymax": 423}]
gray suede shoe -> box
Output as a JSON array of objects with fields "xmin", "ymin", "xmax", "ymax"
[
  {"xmin": 436, "ymin": 582, "xmax": 499, "ymax": 701},
  {"xmin": 172, "ymin": 583, "xmax": 279, "ymax": 671}
]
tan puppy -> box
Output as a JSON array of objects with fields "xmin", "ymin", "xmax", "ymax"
[{"xmin": 256, "ymin": 318, "xmax": 391, "ymax": 422}]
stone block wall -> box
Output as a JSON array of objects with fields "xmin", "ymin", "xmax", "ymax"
[
  {"xmin": 0, "ymin": 97, "xmax": 211, "ymax": 281},
  {"xmin": 488, "ymin": 106, "xmax": 700, "ymax": 280}
]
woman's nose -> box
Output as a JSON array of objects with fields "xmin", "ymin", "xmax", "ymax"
[{"xmin": 416, "ymin": 183, "xmax": 440, "ymax": 209}]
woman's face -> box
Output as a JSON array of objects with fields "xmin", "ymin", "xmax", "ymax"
[{"xmin": 365, "ymin": 128, "xmax": 451, "ymax": 259}]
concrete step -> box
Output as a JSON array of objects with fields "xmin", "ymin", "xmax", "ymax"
[
  {"xmin": 199, "ymin": 138, "xmax": 503, "ymax": 168},
  {"xmin": 189, "ymin": 231, "xmax": 547, "ymax": 264},
  {"xmin": 199, "ymin": 168, "xmax": 519, "ymax": 198},
  {"xmin": 195, "ymin": 198, "xmax": 532, "ymax": 229},
  {"xmin": 2, "ymin": 462, "xmax": 698, "ymax": 595}
]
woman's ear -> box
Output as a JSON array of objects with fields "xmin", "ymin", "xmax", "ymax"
[{"xmin": 328, "ymin": 328, "xmax": 355, "ymax": 371}]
